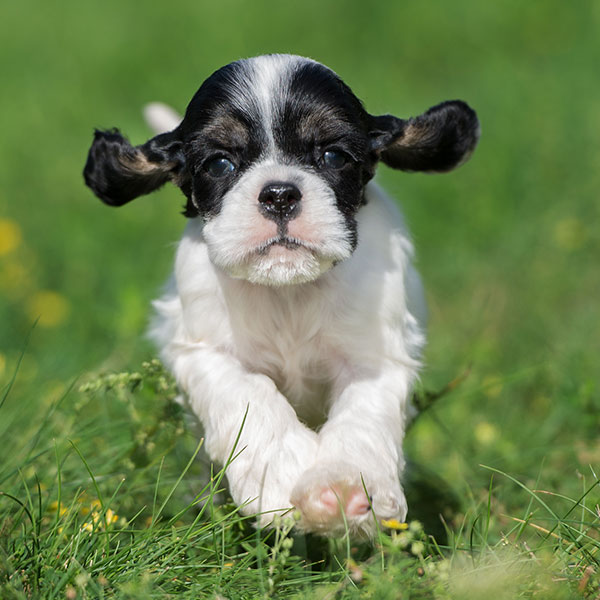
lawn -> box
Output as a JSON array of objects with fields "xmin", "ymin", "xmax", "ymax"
[{"xmin": 1, "ymin": 1, "xmax": 599, "ymax": 598}]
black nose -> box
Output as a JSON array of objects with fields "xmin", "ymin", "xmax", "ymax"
[{"xmin": 258, "ymin": 183, "xmax": 302, "ymax": 222}]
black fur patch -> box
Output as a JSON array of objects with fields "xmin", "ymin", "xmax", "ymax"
[
  {"xmin": 83, "ymin": 129, "xmax": 186, "ymax": 207},
  {"xmin": 83, "ymin": 55, "xmax": 479, "ymax": 230},
  {"xmin": 178, "ymin": 61, "xmax": 269, "ymax": 217},
  {"xmin": 271, "ymin": 61, "xmax": 378, "ymax": 247},
  {"xmin": 373, "ymin": 101, "xmax": 480, "ymax": 173}
]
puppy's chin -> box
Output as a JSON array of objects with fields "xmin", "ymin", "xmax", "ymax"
[{"xmin": 226, "ymin": 243, "xmax": 336, "ymax": 286}]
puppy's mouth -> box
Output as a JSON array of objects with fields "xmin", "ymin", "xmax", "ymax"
[
  {"xmin": 239, "ymin": 234, "xmax": 333, "ymax": 286},
  {"xmin": 255, "ymin": 236, "xmax": 313, "ymax": 255}
]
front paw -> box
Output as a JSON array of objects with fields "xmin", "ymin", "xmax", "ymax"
[
  {"xmin": 225, "ymin": 428, "xmax": 319, "ymax": 527},
  {"xmin": 290, "ymin": 462, "xmax": 407, "ymax": 538}
]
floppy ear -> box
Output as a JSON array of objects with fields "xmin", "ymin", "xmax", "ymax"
[
  {"xmin": 369, "ymin": 100, "xmax": 480, "ymax": 173},
  {"xmin": 83, "ymin": 128, "xmax": 187, "ymax": 206}
]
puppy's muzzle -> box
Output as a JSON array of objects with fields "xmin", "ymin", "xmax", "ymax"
[{"xmin": 258, "ymin": 182, "xmax": 302, "ymax": 223}]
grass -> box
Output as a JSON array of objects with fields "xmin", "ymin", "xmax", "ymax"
[
  {"xmin": 2, "ymin": 360, "xmax": 598, "ymax": 598},
  {"xmin": 1, "ymin": 0, "xmax": 599, "ymax": 597}
]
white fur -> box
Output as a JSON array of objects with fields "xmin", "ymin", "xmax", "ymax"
[
  {"xmin": 151, "ymin": 182, "xmax": 425, "ymax": 537},
  {"xmin": 247, "ymin": 55, "xmax": 295, "ymax": 155},
  {"xmin": 201, "ymin": 160, "xmax": 354, "ymax": 286}
]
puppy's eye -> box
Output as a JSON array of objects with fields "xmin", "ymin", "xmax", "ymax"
[
  {"xmin": 205, "ymin": 157, "xmax": 236, "ymax": 177},
  {"xmin": 321, "ymin": 150, "xmax": 348, "ymax": 170}
]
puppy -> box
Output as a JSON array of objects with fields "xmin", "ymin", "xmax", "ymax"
[{"xmin": 84, "ymin": 54, "xmax": 479, "ymax": 537}]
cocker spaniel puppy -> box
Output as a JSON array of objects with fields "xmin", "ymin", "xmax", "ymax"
[{"xmin": 84, "ymin": 54, "xmax": 479, "ymax": 537}]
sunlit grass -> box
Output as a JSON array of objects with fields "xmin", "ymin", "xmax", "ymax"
[{"xmin": 1, "ymin": 362, "xmax": 598, "ymax": 598}]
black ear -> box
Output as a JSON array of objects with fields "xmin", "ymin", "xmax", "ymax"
[
  {"xmin": 83, "ymin": 128, "xmax": 187, "ymax": 206},
  {"xmin": 369, "ymin": 100, "xmax": 480, "ymax": 173}
]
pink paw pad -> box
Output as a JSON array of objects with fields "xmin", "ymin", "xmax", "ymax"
[
  {"xmin": 291, "ymin": 474, "xmax": 378, "ymax": 534},
  {"xmin": 319, "ymin": 488, "xmax": 340, "ymax": 514},
  {"xmin": 345, "ymin": 489, "xmax": 372, "ymax": 517},
  {"xmin": 316, "ymin": 485, "xmax": 371, "ymax": 517}
]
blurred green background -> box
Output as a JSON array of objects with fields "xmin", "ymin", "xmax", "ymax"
[{"xmin": 1, "ymin": 0, "xmax": 598, "ymax": 501}]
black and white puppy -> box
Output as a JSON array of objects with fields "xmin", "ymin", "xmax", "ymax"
[{"xmin": 84, "ymin": 54, "xmax": 479, "ymax": 537}]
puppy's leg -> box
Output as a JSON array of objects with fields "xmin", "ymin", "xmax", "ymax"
[
  {"xmin": 167, "ymin": 342, "xmax": 318, "ymax": 526},
  {"xmin": 291, "ymin": 369, "xmax": 412, "ymax": 537}
]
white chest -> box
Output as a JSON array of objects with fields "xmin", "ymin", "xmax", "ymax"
[{"xmin": 223, "ymin": 280, "xmax": 338, "ymax": 425}]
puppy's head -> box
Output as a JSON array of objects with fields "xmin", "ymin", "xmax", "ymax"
[{"xmin": 84, "ymin": 54, "xmax": 479, "ymax": 286}]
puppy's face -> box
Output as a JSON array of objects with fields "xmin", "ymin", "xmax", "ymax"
[{"xmin": 84, "ymin": 55, "xmax": 479, "ymax": 286}]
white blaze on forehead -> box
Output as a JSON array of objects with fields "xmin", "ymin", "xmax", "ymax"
[{"xmin": 238, "ymin": 54, "xmax": 315, "ymax": 156}]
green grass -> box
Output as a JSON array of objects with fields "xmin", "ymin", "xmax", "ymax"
[
  {"xmin": 1, "ymin": 0, "xmax": 599, "ymax": 597},
  {"xmin": 2, "ymin": 361, "xmax": 598, "ymax": 598}
]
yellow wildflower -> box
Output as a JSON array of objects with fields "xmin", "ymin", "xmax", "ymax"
[
  {"xmin": 381, "ymin": 518, "xmax": 409, "ymax": 530},
  {"xmin": 0, "ymin": 219, "xmax": 21, "ymax": 255},
  {"xmin": 105, "ymin": 508, "xmax": 119, "ymax": 525},
  {"xmin": 0, "ymin": 260, "xmax": 33, "ymax": 298},
  {"xmin": 27, "ymin": 290, "xmax": 70, "ymax": 327},
  {"xmin": 48, "ymin": 500, "xmax": 68, "ymax": 517},
  {"xmin": 474, "ymin": 421, "xmax": 499, "ymax": 445},
  {"xmin": 554, "ymin": 217, "xmax": 587, "ymax": 250}
]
